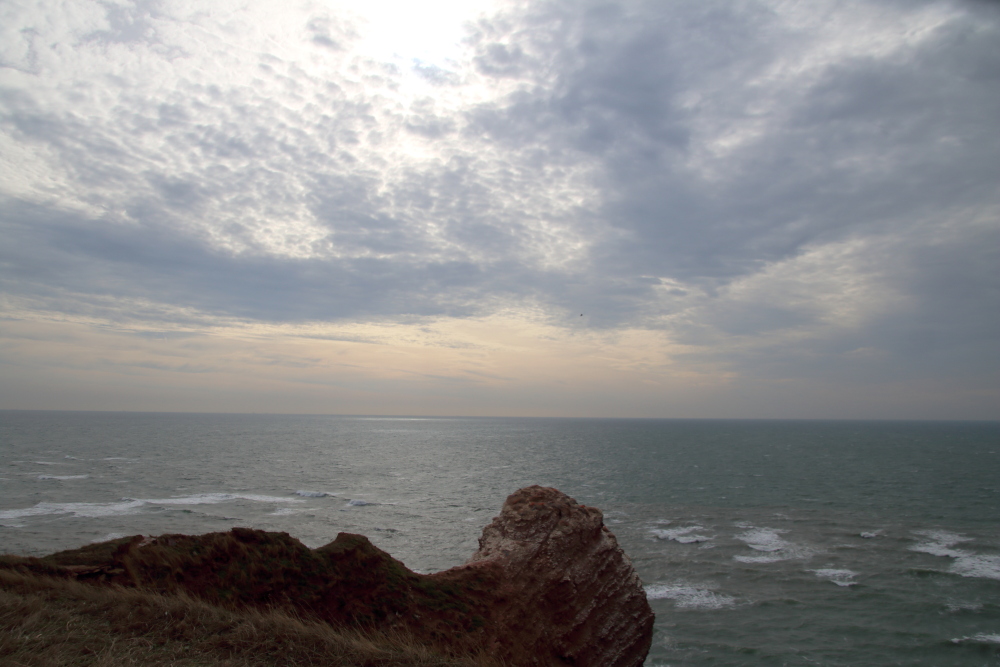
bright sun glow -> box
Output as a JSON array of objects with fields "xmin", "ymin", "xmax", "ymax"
[{"xmin": 338, "ymin": 0, "xmax": 501, "ymax": 65}]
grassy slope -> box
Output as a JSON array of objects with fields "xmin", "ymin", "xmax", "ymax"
[{"xmin": 0, "ymin": 570, "xmax": 501, "ymax": 667}]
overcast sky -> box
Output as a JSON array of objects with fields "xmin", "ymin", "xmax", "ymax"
[{"xmin": 1, "ymin": 0, "xmax": 997, "ymax": 419}]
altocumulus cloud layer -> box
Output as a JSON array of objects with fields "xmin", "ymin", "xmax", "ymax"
[{"xmin": 0, "ymin": 0, "xmax": 998, "ymax": 418}]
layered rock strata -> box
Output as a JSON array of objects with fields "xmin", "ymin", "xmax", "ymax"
[
  {"xmin": 1, "ymin": 486, "xmax": 653, "ymax": 666},
  {"xmin": 465, "ymin": 485, "xmax": 654, "ymax": 666}
]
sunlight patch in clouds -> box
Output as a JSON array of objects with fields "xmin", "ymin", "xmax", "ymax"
[
  {"xmin": 1, "ymin": 0, "xmax": 997, "ymax": 418},
  {"xmin": 0, "ymin": 0, "xmax": 599, "ymax": 267},
  {"xmin": 346, "ymin": 0, "xmax": 502, "ymax": 66}
]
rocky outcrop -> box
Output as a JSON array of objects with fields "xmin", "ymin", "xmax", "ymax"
[
  {"xmin": 464, "ymin": 485, "xmax": 654, "ymax": 667},
  {"xmin": 1, "ymin": 486, "xmax": 652, "ymax": 666}
]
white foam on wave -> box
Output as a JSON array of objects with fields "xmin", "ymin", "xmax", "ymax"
[
  {"xmin": 737, "ymin": 527, "xmax": 788, "ymax": 552},
  {"xmin": 810, "ymin": 568, "xmax": 857, "ymax": 587},
  {"xmin": 950, "ymin": 554, "xmax": 1000, "ymax": 580},
  {"xmin": 951, "ymin": 633, "xmax": 1000, "ymax": 645},
  {"xmin": 860, "ymin": 530, "xmax": 883, "ymax": 539},
  {"xmin": 911, "ymin": 530, "xmax": 970, "ymax": 558},
  {"xmin": 734, "ymin": 527, "xmax": 811, "ymax": 563},
  {"xmin": 295, "ymin": 490, "xmax": 333, "ymax": 498},
  {"xmin": 649, "ymin": 525, "xmax": 713, "ymax": 544},
  {"xmin": 269, "ymin": 508, "xmax": 297, "ymax": 516},
  {"xmin": 145, "ymin": 493, "xmax": 305, "ymax": 506},
  {"xmin": 38, "ymin": 475, "xmax": 89, "ymax": 480},
  {"xmin": 0, "ymin": 493, "xmax": 304, "ymax": 520},
  {"xmin": 911, "ymin": 530, "xmax": 1000, "ymax": 580},
  {"xmin": 92, "ymin": 532, "xmax": 128, "ymax": 543},
  {"xmin": 347, "ymin": 499, "xmax": 372, "ymax": 506},
  {"xmin": 644, "ymin": 583, "xmax": 737, "ymax": 610},
  {"xmin": 0, "ymin": 500, "xmax": 147, "ymax": 520}
]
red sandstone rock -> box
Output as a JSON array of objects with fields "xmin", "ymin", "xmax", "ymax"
[
  {"xmin": 3, "ymin": 486, "xmax": 653, "ymax": 666},
  {"xmin": 464, "ymin": 485, "xmax": 654, "ymax": 667}
]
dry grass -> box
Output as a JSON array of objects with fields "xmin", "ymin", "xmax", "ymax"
[{"xmin": 0, "ymin": 570, "xmax": 502, "ymax": 667}]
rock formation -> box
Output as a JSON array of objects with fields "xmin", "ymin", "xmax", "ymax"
[
  {"xmin": 1, "ymin": 486, "xmax": 653, "ymax": 666},
  {"xmin": 463, "ymin": 485, "xmax": 654, "ymax": 667}
]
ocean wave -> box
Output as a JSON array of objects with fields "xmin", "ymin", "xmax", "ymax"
[
  {"xmin": 810, "ymin": 568, "xmax": 857, "ymax": 587},
  {"xmin": 92, "ymin": 532, "xmax": 128, "ymax": 542},
  {"xmin": 644, "ymin": 583, "xmax": 737, "ymax": 610},
  {"xmin": 145, "ymin": 493, "xmax": 305, "ymax": 506},
  {"xmin": 734, "ymin": 527, "xmax": 811, "ymax": 563},
  {"xmin": 911, "ymin": 530, "xmax": 971, "ymax": 558},
  {"xmin": 950, "ymin": 554, "xmax": 1000, "ymax": 580},
  {"xmin": 295, "ymin": 490, "xmax": 333, "ymax": 498},
  {"xmin": 951, "ymin": 633, "xmax": 1000, "ymax": 645},
  {"xmin": 0, "ymin": 500, "xmax": 146, "ymax": 520},
  {"xmin": 38, "ymin": 475, "xmax": 89, "ymax": 480},
  {"xmin": 649, "ymin": 525, "xmax": 713, "ymax": 544},
  {"xmin": 0, "ymin": 492, "xmax": 305, "ymax": 520},
  {"xmin": 911, "ymin": 530, "xmax": 1000, "ymax": 580}
]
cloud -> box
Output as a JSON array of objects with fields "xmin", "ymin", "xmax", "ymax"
[
  {"xmin": 463, "ymin": 0, "xmax": 1000, "ymax": 378},
  {"xmin": 0, "ymin": 0, "xmax": 997, "ymax": 416}
]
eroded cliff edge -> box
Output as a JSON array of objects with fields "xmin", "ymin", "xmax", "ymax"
[{"xmin": 0, "ymin": 486, "xmax": 654, "ymax": 667}]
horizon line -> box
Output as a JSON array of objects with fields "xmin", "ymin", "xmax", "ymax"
[{"xmin": 1, "ymin": 408, "xmax": 996, "ymax": 424}]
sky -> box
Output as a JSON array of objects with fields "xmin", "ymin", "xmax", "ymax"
[{"xmin": 1, "ymin": 0, "xmax": 998, "ymax": 420}]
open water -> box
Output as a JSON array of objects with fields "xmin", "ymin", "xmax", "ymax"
[{"xmin": 1, "ymin": 411, "xmax": 999, "ymax": 665}]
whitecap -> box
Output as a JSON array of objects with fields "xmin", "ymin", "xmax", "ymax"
[
  {"xmin": 0, "ymin": 492, "xmax": 303, "ymax": 521},
  {"xmin": 347, "ymin": 499, "xmax": 372, "ymax": 506},
  {"xmin": 950, "ymin": 554, "xmax": 1000, "ymax": 580},
  {"xmin": 38, "ymin": 475, "xmax": 89, "ymax": 480},
  {"xmin": 911, "ymin": 530, "xmax": 971, "ymax": 558},
  {"xmin": 810, "ymin": 568, "xmax": 857, "ymax": 587},
  {"xmin": 860, "ymin": 530, "xmax": 883, "ymax": 539},
  {"xmin": 0, "ymin": 500, "xmax": 146, "ymax": 520},
  {"xmin": 295, "ymin": 490, "xmax": 332, "ymax": 498},
  {"xmin": 735, "ymin": 553, "xmax": 790, "ymax": 564},
  {"xmin": 145, "ymin": 493, "xmax": 304, "ymax": 506},
  {"xmin": 92, "ymin": 532, "xmax": 128, "ymax": 543},
  {"xmin": 269, "ymin": 507, "xmax": 297, "ymax": 516},
  {"xmin": 911, "ymin": 530, "xmax": 1000, "ymax": 581},
  {"xmin": 951, "ymin": 633, "xmax": 1000, "ymax": 645},
  {"xmin": 644, "ymin": 583, "xmax": 737, "ymax": 610},
  {"xmin": 650, "ymin": 525, "xmax": 713, "ymax": 544},
  {"xmin": 734, "ymin": 527, "xmax": 811, "ymax": 563},
  {"xmin": 737, "ymin": 527, "xmax": 789, "ymax": 552}
]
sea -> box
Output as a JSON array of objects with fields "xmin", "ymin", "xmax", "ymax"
[{"xmin": 1, "ymin": 411, "xmax": 998, "ymax": 666}]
